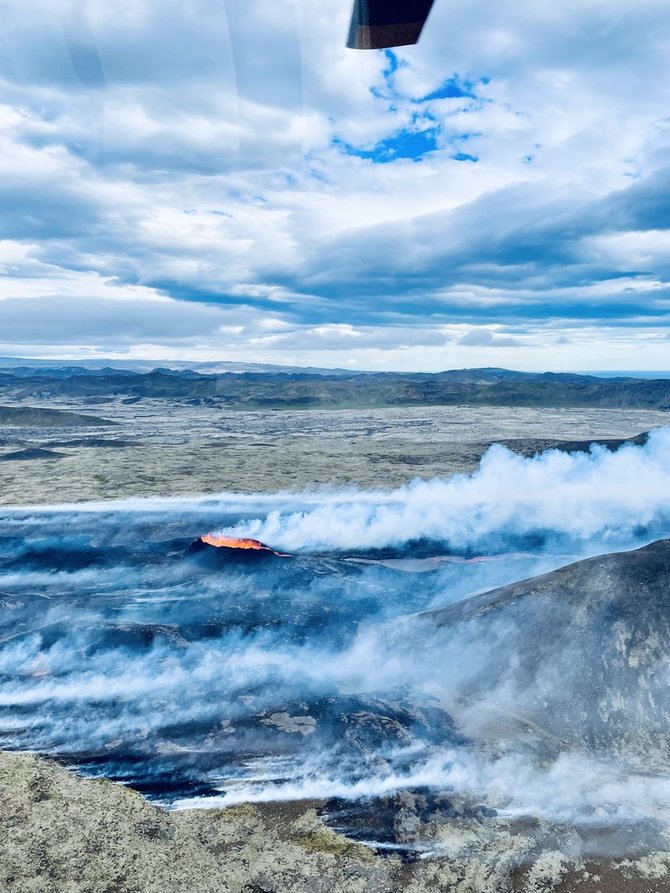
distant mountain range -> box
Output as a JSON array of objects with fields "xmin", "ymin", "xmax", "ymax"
[
  {"xmin": 0, "ymin": 357, "xmax": 358, "ymax": 376},
  {"xmin": 1, "ymin": 362, "xmax": 670, "ymax": 410},
  {"xmin": 1, "ymin": 356, "xmax": 669, "ymax": 378}
]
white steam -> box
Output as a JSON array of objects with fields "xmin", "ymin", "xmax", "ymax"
[
  {"xmin": 214, "ymin": 429, "xmax": 670, "ymax": 552},
  {"xmin": 175, "ymin": 748, "xmax": 670, "ymax": 828}
]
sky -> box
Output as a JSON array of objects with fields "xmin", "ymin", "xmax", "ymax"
[{"xmin": 0, "ymin": 0, "xmax": 669, "ymax": 372}]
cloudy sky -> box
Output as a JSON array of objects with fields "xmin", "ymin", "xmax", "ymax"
[{"xmin": 1, "ymin": 0, "xmax": 669, "ymax": 371}]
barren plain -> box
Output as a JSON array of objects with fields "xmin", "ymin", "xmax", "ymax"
[{"xmin": 1, "ymin": 396, "xmax": 668, "ymax": 504}]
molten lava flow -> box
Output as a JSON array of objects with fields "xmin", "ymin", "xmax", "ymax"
[{"xmin": 200, "ymin": 534, "xmax": 271, "ymax": 551}]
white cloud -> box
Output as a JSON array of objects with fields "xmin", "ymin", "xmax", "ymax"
[
  {"xmin": 0, "ymin": 0, "xmax": 668, "ymax": 368},
  {"xmin": 582, "ymin": 230, "xmax": 670, "ymax": 272}
]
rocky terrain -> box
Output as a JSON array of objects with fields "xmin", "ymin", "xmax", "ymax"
[
  {"xmin": 2, "ymin": 750, "xmax": 670, "ymax": 893},
  {"xmin": 412, "ymin": 539, "xmax": 670, "ymax": 763}
]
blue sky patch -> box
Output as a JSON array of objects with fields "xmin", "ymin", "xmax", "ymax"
[
  {"xmin": 382, "ymin": 49, "xmax": 405, "ymax": 78},
  {"xmin": 336, "ymin": 127, "xmax": 439, "ymax": 163},
  {"xmin": 420, "ymin": 76, "xmax": 477, "ymax": 102}
]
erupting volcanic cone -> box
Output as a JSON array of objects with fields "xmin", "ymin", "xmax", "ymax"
[
  {"xmin": 199, "ymin": 534, "xmax": 273, "ymax": 552},
  {"xmin": 189, "ymin": 533, "xmax": 283, "ymax": 559}
]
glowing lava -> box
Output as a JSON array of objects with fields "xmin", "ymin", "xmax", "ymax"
[{"xmin": 200, "ymin": 534, "xmax": 272, "ymax": 551}]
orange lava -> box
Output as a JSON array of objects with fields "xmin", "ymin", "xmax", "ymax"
[{"xmin": 200, "ymin": 534, "xmax": 270, "ymax": 551}]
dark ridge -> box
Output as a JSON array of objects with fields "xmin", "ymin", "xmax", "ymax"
[
  {"xmin": 44, "ymin": 438, "xmax": 134, "ymax": 448},
  {"xmin": 491, "ymin": 430, "xmax": 650, "ymax": 457},
  {"xmin": 421, "ymin": 537, "xmax": 670, "ymax": 627},
  {"xmin": 0, "ymin": 405, "xmax": 114, "ymax": 427},
  {"xmin": 0, "ymin": 448, "xmax": 68, "ymax": 461},
  {"xmin": 416, "ymin": 538, "xmax": 670, "ymax": 755}
]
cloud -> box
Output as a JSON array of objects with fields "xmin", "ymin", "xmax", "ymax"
[
  {"xmin": 0, "ymin": 0, "xmax": 669, "ymax": 367},
  {"xmin": 459, "ymin": 329, "xmax": 493, "ymax": 346}
]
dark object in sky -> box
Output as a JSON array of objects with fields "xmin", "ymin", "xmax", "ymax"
[{"xmin": 347, "ymin": 0, "xmax": 436, "ymax": 49}]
